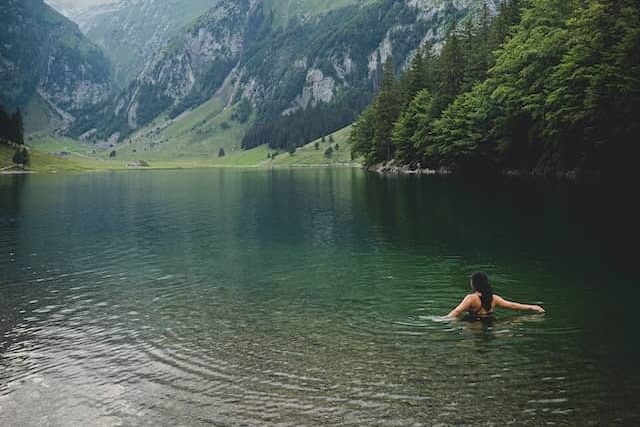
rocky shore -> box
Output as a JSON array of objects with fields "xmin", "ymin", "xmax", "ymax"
[
  {"xmin": 366, "ymin": 160, "xmax": 452, "ymax": 175},
  {"xmin": 366, "ymin": 160, "xmax": 604, "ymax": 182}
]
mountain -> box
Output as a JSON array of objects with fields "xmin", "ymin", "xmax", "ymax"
[
  {"xmin": 0, "ymin": 0, "xmax": 113, "ymax": 133},
  {"xmin": 44, "ymin": 0, "xmax": 123, "ymax": 31},
  {"xmin": 71, "ymin": 0, "xmax": 496, "ymax": 151},
  {"xmin": 76, "ymin": 0, "xmax": 219, "ymax": 85}
]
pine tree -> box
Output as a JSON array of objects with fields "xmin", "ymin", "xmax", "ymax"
[
  {"xmin": 349, "ymin": 105, "xmax": 376, "ymax": 164},
  {"xmin": 437, "ymin": 20, "xmax": 465, "ymax": 110},
  {"xmin": 392, "ymin": 89, "xmax": 437, "ymax": 164},
  {"xmin": 13, "ymin": 109, "xmax": 24, "ymax": 145},
  {"xmin": 0, "ymin": 106, "xmax": 10, "ymax": 144},
  {"xmin": 545, "ymin": 0, "xmax": 640, "ymax": 172},
  {"xmin": 12, "ymin": 146, "xmax": 29, "ymax": 167},
  {"xmin": 373, "ymin": 58, "xmax": 402, "ymax": 162}
]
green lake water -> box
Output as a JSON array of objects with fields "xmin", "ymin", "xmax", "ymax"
[{"xmin": 0, "ymin": 168, "xmax": 638, "ymax": 426}]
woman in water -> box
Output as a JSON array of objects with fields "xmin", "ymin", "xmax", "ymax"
[{"xmin": 447, "ymin": 271, "xmax": 545, "ymax": 318}]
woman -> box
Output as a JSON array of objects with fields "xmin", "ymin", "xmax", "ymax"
[{"xmin": 447, "ymin": 271, "xmax": 545, "ymax": 318}]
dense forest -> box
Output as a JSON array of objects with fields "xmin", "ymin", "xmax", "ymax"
[
  {"xmin": 0, "ymin": 105, "xmax": 24, "ymax": 146},
  {"xmin": 0, "ymin": 105, "xmax": 29, "ymax": 166},
  {"xmin": 350, "ymin": 0, "xmax": 640, "ymax": 175}
]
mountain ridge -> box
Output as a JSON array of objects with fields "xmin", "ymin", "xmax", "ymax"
[
  {"xmin": 68, "ymin": 0, "xmax": 497, "ymax": 152},
  {"xmin": 0, "ymin": 0, "xmax": 114, "ymax": 133}
]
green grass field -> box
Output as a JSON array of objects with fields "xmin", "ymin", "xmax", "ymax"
[
  {"xmin": 111, "ymin": 93, "xmax": 249, "ymax": 163},
  {"xmin": 1, "ymin": 143, "xmax": 114, "ymax": 173},
  {"xmin": 8, "ymin": 120, "xmax": 359, "ymax": 174},
  {"xmin": 269, "ymin": 125, "xmax": 355, "ymax": 166}
]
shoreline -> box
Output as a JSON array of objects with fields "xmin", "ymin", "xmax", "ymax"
[
  {"xmin": 365, "ymin": 160, "xmax": 612, "ymax": 182},
  {"xmin": 0, "ymin": 162, "xmax": 363, "ymax": 175}
]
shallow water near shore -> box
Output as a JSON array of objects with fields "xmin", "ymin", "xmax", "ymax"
[{"xmin": 1, "ymin": 168, "xmax": 639, "ymax": 426}]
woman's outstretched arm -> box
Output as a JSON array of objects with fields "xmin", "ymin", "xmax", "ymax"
[
  {"xmin": 494, "ymin": 295, "xmax": 545, "ymax": 313},
  {"xmin": 446, "ymin": 295, "xmax": 473, "ymax": 318}
]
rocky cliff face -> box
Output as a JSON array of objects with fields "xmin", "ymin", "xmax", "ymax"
[
  {"xmin": 116, "ymin": 0, "xmax": 256, "ymax": 130},
  {"xmin": 82, "ymin": 0, "xmax": 218, "ymax": 85},
  {"xmin": 68, "ymin": 0, "xmax": 497, "ymax": 144},
  {"xmin": 0, "ymin": 0, "xmax": 113, "ymax": 130}
]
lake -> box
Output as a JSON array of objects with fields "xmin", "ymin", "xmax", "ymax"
[{"xmin": 1, "ymin": 168, "xmax": 639, "ymax": 426}]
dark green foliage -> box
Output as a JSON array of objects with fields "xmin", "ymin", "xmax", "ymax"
[
  {"xmin": 324, "ymin": 146, "xmax": 333, "ymax": 157},
  {"xmin": 543, "ymin": 0, "xmax": 640, "ymax": 172},
  {"xmin": 352, "ymin": 0, "xmax": 639, "ymax": 175},
  {"xmin": 0, "ymin": 106, "xmax": 24, "ymax": 145},
  {"xmin": 392, "ymin": 89, "xmax": 439, "ymax": 165},
  {"xmin": 109, "ymin": 150, "xmax": 117, "ymax": 158},
  {"xmin": 314, "ymin": 142, "xmax": 320, "ymax": 150},
  {"xmin": 241, "ymin": 91, "xmax": 370, "ymax": 150},
  {"xmin": 220, "ymin": 122, "xmax": 231, "ymax": 130},
  {"xmin": 231, "ymin": 99, "xmax": 252, "ymax": 123},
  {"xmin": 218, "ymin": 147, "xmax": 225, "ymax": 157},
  {"xmin": 350, "ymin": 60, "xmax": 403, "ymax": 164},
  {"xmin": 438, "ymin": 21, "xmax": 465, "ymax": 108},
  {"xmin": 12, "ymin": 145, "xmax": 29, "ymax": 166},
  {"xmin": 288, "ymin": 145, "xmax": 296, "ymax": 155}
]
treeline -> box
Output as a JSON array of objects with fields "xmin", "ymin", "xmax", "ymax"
[
  {"xmin": 350, "ymin": 0, "xmax": 640, "ymax": 175},
  {"xmin": 241, "ymin": 90, "xmax": 371, "ymax": 150},
  {"xmin": 0, "ymin": 106, "xmax": 24, "ymax": 146},
  {"xmin": 0, "ymin": 105, "xmax": 29, "ymax": 166}
]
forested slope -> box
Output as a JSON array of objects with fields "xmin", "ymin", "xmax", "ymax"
[{"xmin": 350, "ymin": 0, "xmax": 640, "ymax": 175}]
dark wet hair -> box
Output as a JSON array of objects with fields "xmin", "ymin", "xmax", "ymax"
[{"xmin": 471, "ymin": 271, "xmax": 493, "ymax": 311}]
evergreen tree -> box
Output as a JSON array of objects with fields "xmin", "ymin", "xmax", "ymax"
[
  {"xmin": 350, "ymin": 0, "xmax": 640, "ymax": 174},
  {"xmin": 373, "ymin": 58, "xmax": 402, "ymax": 162},
  {"xmin": 487, "ymin": 0, "xmax": 575, "ymax": 169},
  {"xmin": 545, "ymin": 0, "xmax": 640, "ymax": 172},
  {"xmin": 437, "ymin": 20, "xmax": 465, "ymax": 109},
  {"xmin": 218, "ymin": 147, "xmax": 225, "ymax": 157},
  {"xmin": 0, "ymin": 105, "xmax": 24, "ymax": 145},
  {"xmin": 392, "ymin": 89, "xmax": 437, "ymax": 164},
  {"xmin": 12, "ymin": 109, "xmax": 24, "ymax": 145},
  {"xmin": 0, "ymin": 106, "xmax": 10, "ymax": 144},
  {"xmin": 12, "ymin": 146, "xmax": 29, "ymax": 167},
  {"xmin": 349, "ymin": 105, "xmax": 376, "ymax": 164}
]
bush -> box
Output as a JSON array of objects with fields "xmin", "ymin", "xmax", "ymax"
[
  {"xmin": 324, "ymin": 146, "xmax": 333, "ymax": 157},
  {"xmin": 12, "ymin": 146, "xmax": 29, "ymax": 167},
  {"xmin": 218, "ymin": 147, "xmax": 225, "ymax": 157}
]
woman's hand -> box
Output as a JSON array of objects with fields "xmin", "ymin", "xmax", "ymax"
[{"xmin": 531, "ymin": 304, "xmax": 545, "ymax": 314}]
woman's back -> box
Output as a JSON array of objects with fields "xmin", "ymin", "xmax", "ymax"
[
  {"xmin": 446, "ymin": 272, "xmax": 545, "ymax": 319},
  {"xmin": 466, "ymin": 293, "xmax": 495, "ymax": 317}
]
